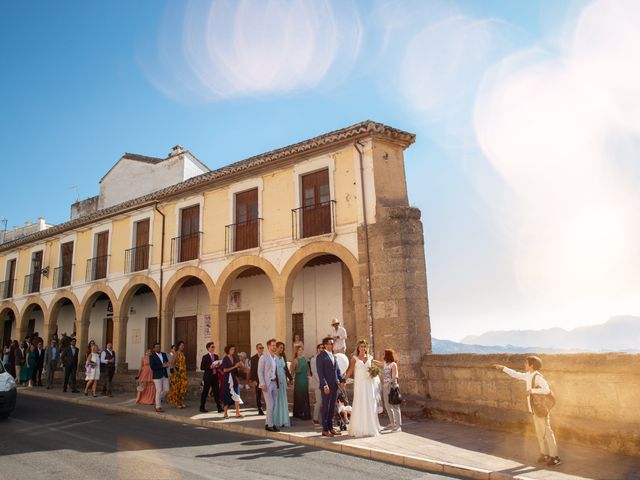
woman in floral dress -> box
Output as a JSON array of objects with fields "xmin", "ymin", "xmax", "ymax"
[{"xmin": 167, "ymin": 341, "xmax": 188, "ymax": 408}]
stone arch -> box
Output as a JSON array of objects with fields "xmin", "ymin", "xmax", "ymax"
[
  {"xmin": 0, "ymin": 302, "xmax": 19, "ymax": 322},
  {"xmin": 115, "ymin": 275, "xmax": 161, "ymax": 369},
  {"xmin": 77, "ymin": 283, "xmax": 118, "ymax": 354},
  {"xmin": 280, "ymin": 241, "xmax": 360, "ymax": 297},
  {"xmin": 211, "ymin": 256, "xmax": 280, "ymax": 355},
  {"xmin": 278, "ymin": 241, "xmax": 362, "ymax": 354},
  {"xmin": 19, "ymin": 296, "xmax": 48, "ymax": 340},
  {"xmin": 0, "ymin": 302, "xmax": 19, "ymax": 347},
  {"xmin": 161, "ymin": 266, "xmax": 216, "ymax": 352},
  {"xmin": 47, "ymin": 290, "xmax": 81, "ymax": 342}
]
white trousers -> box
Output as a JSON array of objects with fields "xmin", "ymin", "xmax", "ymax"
[
  {"xmin": 532, "ymin": 414, "xmax": 558, "ymax": 457},
  {"xmin": 153, "ymin": 377, "xmax": 170, "ymax": 408},
  {"xmin": 263, "ymin": 383, "xmax": 278, "ymax": 427}
]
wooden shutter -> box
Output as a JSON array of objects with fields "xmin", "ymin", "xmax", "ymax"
[
  {"xmin": 301, "ymin": 169, "xmax": 331, "ymax": 238},
  {"xmin": 95, "ymin": 231, "xmax": 109, "ymax": 279},
  {"xmin": 235, "ymin": 188, "xmax": 259, "ymax": 251},
  {"xmin": 60, "ymin": 241, "xmax": 73, "ymax": 287},
  {"xmin": 180, "ymin": 206, "xmax": 200, "ymax": 262},
  {"xmin": 134, "ymin": 219, "xmax": 150, "ymax": 271}
]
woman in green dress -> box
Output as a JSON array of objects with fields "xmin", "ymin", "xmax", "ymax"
[
  {"xmin": 292, "ymin": 345, "xmax": 311, "ymax": 420},
  {"xmin": 20, "ymin": 343, "xmax": 36, "ymax": 387}
]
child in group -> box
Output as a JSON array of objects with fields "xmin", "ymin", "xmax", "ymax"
[
  {"xmin": 336, "ymin": 392, "xmax": 352, "ymax": 429},
  {"xmin": 494, "ymin": 356, "xmax": 561, "ymax": 467}
]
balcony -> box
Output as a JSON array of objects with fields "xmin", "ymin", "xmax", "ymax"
[
  {"xmin": 24, "ymin": 273, "xmax": 41, "ymax": 294},
  {"xmin": 171, "ymin": 232, "xmax": 201, "ymax": 264},
  {"xmin": 292, "ymin": 200, "xmax": 336, "ymax": 240},
  {"xmin": 86, "ymin": 255, "xmax": 110, "ymax": 282},
  {"xmin": 125, "ymin": 244, "xmax": 151, "ymax": 273},
  {"xmin": 0, "ymin": 279, "xmax": 14, "ymax": 300},
  {"xmin": 225, "ymin": 218, "xmax": 262, "ymax": 254},
  {"xmin": 53, "ymin": 264, "xmax": 74, "ymax": 289}
]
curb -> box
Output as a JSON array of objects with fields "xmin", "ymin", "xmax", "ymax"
[{"xmin": 18, "ymin": 389, "xmax": 521, "ymax": 480}]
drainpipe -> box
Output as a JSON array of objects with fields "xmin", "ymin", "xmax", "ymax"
[
  {"xmin": 354, "ymin": 140, "xmax": 375, "ymax": 357},
  {"xmin": 154, "ymin": 203, "xmax": 166, "ymax": 346}
]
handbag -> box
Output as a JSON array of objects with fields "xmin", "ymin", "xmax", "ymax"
[
  {"xmin": 136, "ymin": 380, "xmax": 145, "ymax": 392},
  {"xmin": 530, "ymin": 373, "xmax": 556, "ymax": 417},
  {"xmin": 388, "ymin": 384, "xmax": 402, "ymax": 405}
]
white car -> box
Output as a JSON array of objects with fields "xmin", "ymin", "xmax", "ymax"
[{"xmin": 0, "ymin": 360, "xmax": 17, "ymax": 419}]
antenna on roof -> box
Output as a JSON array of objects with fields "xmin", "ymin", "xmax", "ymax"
[{"xmin": 70, "ymin": 185, "xmax": 79, "ymax": 202}]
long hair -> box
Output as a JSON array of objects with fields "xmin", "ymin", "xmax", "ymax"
[{"xmin": 353, "ymin": 339, "xmax": 369, "ymax": 357}]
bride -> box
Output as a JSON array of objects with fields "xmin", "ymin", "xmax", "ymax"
[{"xmin": 344, "ymin": 339, "xmax": 381, "ymax": 437}]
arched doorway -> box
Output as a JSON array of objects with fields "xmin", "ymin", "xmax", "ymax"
[
  {"xmin": 19, "ymin": 297, "xmax": 48, "ymax": 343},
  {"xmin": 0, "ymin": 304, "xmax": 18, "ymax": 350},
  {"xmin": 78, "ymin": 285, "xmax": 118, "ymax": 357},
  {"xmin": 281, "ymin": 242, "xmax": 362, "ymax": 356},
  {"xmin": 214, "ymin": 257, "xmax": 279, "ymax": 359},
  {"xmin": 118, "ymin": 276, "xmax": 160, "ymax": 370},
  {"xmin": 163, "ymin": 267, "xmax": 215, "ymax": 371},
  {"xmin": 48, "ymin": 292, "xmax": 80, "ymax": 343}
]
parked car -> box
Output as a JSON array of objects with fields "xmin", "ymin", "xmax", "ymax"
[{"xmin": 0, "ymin": 360, "xmax": 17, "ymax": 419}]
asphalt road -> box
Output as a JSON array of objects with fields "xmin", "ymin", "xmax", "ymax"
[{"xmin": 0, "ymin": 395, "xmax": 460, "ymax": 480}]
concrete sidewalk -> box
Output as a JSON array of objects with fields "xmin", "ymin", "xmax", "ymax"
[{"xmin": 16, "ymin": 386, "xmax": 639, "ymax": 480}]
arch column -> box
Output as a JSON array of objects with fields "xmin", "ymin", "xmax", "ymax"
[
  {"xmin": 112, "ymin": 315, "xmax": 128, "ymax": 372},
  {"xmin": 76, "ymin": 319, "xmax": 90, "ymax": 360},
  {"xmin": 210, "ymin": 302, "xmax": 223, "ymax": 351},
  {"xmin": 160, "ymin": 307, "xmax": 173, "ymax": 352},
  {"xmin": 273, "ymin": 295, "xmax": 293, "ymax": 352}
]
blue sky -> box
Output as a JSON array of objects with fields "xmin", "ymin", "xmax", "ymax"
[{"xmin": 2, "ymin": 0, "xmax": 639, "ymax": 340}]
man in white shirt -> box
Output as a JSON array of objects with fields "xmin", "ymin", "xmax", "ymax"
[
  {"xmin": 494, "ymin": 356, "xmax": 561, "ymax": 467},
  {"xmin": 100, "ymin": 342, "xmax": 117, "ymax": 397},
  {"xmin": 309, "ymin": 343, "xmax": 324, "ymax": 426},
  {"xmin": 329, "ymin": 319, "xmax": 347, "ymax": 354},
  {"xmin": 258, "ymin": 338, "xmax": 280, "ymax": 432}
]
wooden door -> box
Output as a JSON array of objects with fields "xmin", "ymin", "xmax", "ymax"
[
  {"xmin": 134, "ymin": 219, "xmax": 150, "ymax": 271},
  {"xmin": 105, "ymin": 317, "xmax": 114, "ymax": 345},
  {"xmin": 235, "ymin": 188, "xmax": 259, "ymax": 251},
  {"xmin": 226, "ymin": 311, "xmax": 251, "ymax": 358},
  {"xmin": 146, "ymin": 317, "xmax": 158, "ymax": 350},
  {"xmin": 5, "ymin": 259, "xmax": 16, "ymax": 298},
  {"xmin": 180, "ymin": 206, "xmax": 200, "ymax": 262},
  {"xmin": 30, "ymin": 251, "xmax": 43, "ymax": 293},
  {"xmin": 301, "ymin": 169, "xmax": 331, "ymax": 238},
  {"xmin": 95, "ymin": 231, "xmax": 109, "ymax": 279},
  {"xmin": 175, "ymin": 316, "xmax": 197, "ymax": 370},
  {"xmin": 60, "ymin": 241, "xmax": 73, "ymax": 287}
]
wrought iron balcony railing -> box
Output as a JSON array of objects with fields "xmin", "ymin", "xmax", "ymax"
[
  {"xmin": 171, "ymin": 232, "xmax": 202, "ymax": 264},
  {"xmin": 86, "ymin": 255, "xmax": 110, "ymax": 282},
  {"xmin": 291, "ymin": 200, "xmax": 336, "ymax": 240},
  {"xmin": 0, "ymin": 279, "xmax": 14, "ymax": 300},
  {"xmin": 24, "ymin": 273, "xmax": 41, "ymax": 294},
  {"xmin": 53, "ymin": 264, "xmax": 74, "ymax": 289},
  {"xmin": 125, "ymin": 244, "xmax": 151, "ymax": 273},
  {"xmin": 225, "ymin": 218, "xmax": 262, "ymax": 254}
]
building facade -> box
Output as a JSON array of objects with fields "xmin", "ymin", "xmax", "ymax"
[{"xmin": 0, "ymin": 121, "xmax": 431, "ymax": 394}]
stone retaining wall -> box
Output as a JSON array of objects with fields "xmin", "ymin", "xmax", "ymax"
[{"xmin": 421, "ymin": 353, "xmax": 640, "ymax": 457}]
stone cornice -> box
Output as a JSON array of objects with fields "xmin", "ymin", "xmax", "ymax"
[{"xmin": 0, "ymin": 120, "xmax": 415, "ymax": 253}]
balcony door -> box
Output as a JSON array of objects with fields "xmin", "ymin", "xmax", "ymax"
[
  {"xmin": 95, "ymin": 232, "xmax": 109, "ymax": 280},
  {"xmin": 134, "ymin": 219, "xmax": 150, "ymax": 271},
  {"xmin": 60, "ymin": 241, "xmax": 73, "ymax": 287},
  {"xmin": 301, "ymin": 169, "xmax": 331, "ymax": 238},
  {"xmin": 30, "ymin": 251, "xmax": 43, "ymax": 293},
  {"xmin": 5, "ymin": 259, "xmax": 16, "ymax": 298},
  {"xmin": 235, "ymin": 188, "xmax": 259, "ymax": 251},
  {"xmin": 180, "ymin": 205, "xmax": 199, "ymax": 262}
]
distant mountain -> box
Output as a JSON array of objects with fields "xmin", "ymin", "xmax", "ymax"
[
  {"xmin": 431, "ymin": 338, "xmax": 585, "ymax": 354},
  {"xmin": 460, "ymin": 315, "xmax": 640, "ymax": 353}
]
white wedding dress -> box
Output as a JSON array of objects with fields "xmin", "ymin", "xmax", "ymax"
[{"xmin": 347, "ymin": 355, "xmax": 381, "ymax": 437}]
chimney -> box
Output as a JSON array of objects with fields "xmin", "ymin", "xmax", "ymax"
[
  {"xmin": 170, "ymin": 145, "xmax": 185, "ymax": 156},
  {"xmin": 38, "ymin": 217, "xmax": 46, "ymax": 229}
]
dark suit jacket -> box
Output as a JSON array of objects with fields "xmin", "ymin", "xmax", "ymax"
[
  {"xmin": 249, "ymin": 353, "xmax": 260, "ymax": 382},
  {"xmin": 35, "ymin": 348, "xmax": 45, "ymax": 368},
  {"xmin": 316, "ymin": 350, "xmax": 344, "ymax": 389},
  {"xmin": 200, "ymin": 352, "xmax": 220, "ymax": 382},
  {"xmin": 149, "ymin": 352, "xmax": 169, "ymax": 379},
  {"xmin": 61, "ymin": 346, "xmax": 79, "ymax": 369}
]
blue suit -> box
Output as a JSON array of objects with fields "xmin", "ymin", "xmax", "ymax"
[
  {"xmin": 316, "ymin": 350, "xmax": 344, "ymax": 432},
  {"xmin": 149, "ymin": 352, "xmax": 169, "ymax": 380}
]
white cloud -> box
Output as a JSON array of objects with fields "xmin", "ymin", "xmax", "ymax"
[
  {"xmin": 473, "ymin": 0, "xmax": 640, "ymax": 329},
  {"xmin": 141, "ymin": 0, "xmax": 362, "ymax": 101}
]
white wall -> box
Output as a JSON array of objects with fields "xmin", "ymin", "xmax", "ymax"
[
  {"xmin": 56, "ymin": 304, "xmax": 76, "ymax": 337},
  {"xmin": 87, "ymin": 299, "xmax": 109, "ymax": 349},
  {"xmin": 125, "ymin": 292, "xmax": 158, "ymax": 366},
  {"xmin": 173, "ymin": 284, "xmax": 211, "ymax": 369},
  {"xmin": 291, "ymin": 262, "xmax": 344, "ymax": 356}
]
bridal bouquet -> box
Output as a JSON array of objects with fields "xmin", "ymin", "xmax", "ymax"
[{"xmin": 368, "ymin": 364, "xmax": 381, "ymax": 378}]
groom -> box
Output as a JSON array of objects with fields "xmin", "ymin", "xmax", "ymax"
[{"xmin": 316, "ymin": 336, "xmax": 345, "ymax": 437}]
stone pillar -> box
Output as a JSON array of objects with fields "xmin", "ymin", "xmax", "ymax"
[
  {"xmin": 112, "ymin": 315, "xmax": 128, "ymax": 373},
  {"xmin": 76, "ymin": 319, "xmax": 90, "ymax": 361},
  {"xmin": 160, "ymin": 308, "xmax": 173, "ymax": 352},
  {"xmin": 273, "ymin": 295, "xmax": 292, "ymax": 354},
  {"xmin": 341, "ymin": 264, "xmax": 356, "ymax": 355},
  {"xmin": 360, "ymin": 206, "xmax": 431, "ymax": 397},
  {"xmin": 210, "ymin": 302, "xmax": 223, "ymax": 350}
]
